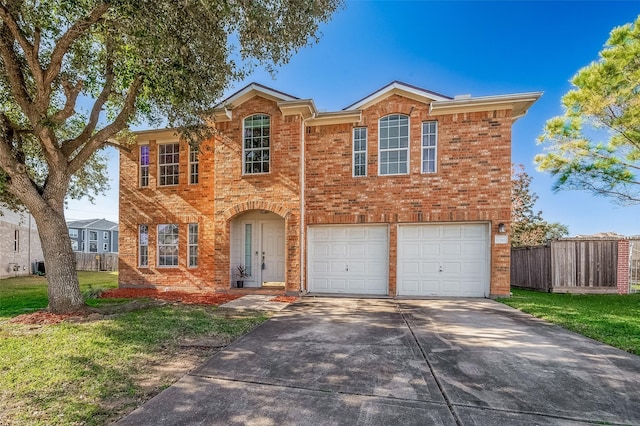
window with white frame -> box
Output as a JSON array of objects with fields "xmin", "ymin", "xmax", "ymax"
[
  {"xmin": 422, "ymin": 121, "xmax": 438, "ymax": 173},
  {"xmin": 103, "ymin": 243, "xmax": 109, "ymax": 252},
  {"xmin": 353, "ymin": 127, "xmax": 367, "ymax": 177},
  {"xmin": 71, "ymin": 240, "xmax": 79, "ymax": 251},
  {"xmin": 189, "ymin": 145, "xmax": 199, "ymax": 184},
  {"xmin": 188, "ymin": 223, "xmax": 198, "ymax": 268},
  {"xmin": 69, "ymin": 228, "xmax": 78, "ymax": 238},
  {"xmin": 89, "ymin": 231, "xmax": 98, "ymax": 253},
  {"xmin": 379, "ymin": 114, "xmax": 409, "ymax": 175},
  {"xmin": 139, "ymin": 224, "xmax": 149, "ymax": 267},
  {"xmin": 14, "ymin": 230, "xmax": 19, "ymax": 252},
  {"xmin": 158, "ymin": 143, "xmax": 179, "ymax": 186},
  {"xmin": 157, "ymin": 224, "xmax": 178, "ymax": 267},
  {"xmin": 140, "ymin": 145, "xmax": 150, "ymax": 187},
  {"xmin": 103, "ymin": 231, "xmax": 109, "ymax": 239},
  {"xmin": 243, "ymin": 114, "xmax": 270, "ymax": 174}
]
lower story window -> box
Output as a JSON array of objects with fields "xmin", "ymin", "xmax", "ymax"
[
  {"xmin": 188, "ymin": 223, "xmax": 198, "ymax": 268},
  {"xmin": 158, "ymin": 224, "xmax": 178, "ymax": 267},
  {"xmin": 139, "ymin": 225, "xmax": 149, "ymax": 267}
]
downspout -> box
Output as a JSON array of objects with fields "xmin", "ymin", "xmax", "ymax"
[
  {"xmin": 28, "ymin": 213, "xmax": 32, "ymax": 274},
  {"xmin": 299, "ymin": 113, "xmax": 315, "ymax": 294}
]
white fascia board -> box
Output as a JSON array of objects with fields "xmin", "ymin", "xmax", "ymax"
[
  {"xmin": 307, "ymin": 110, "xmax": 362, "ymax": 126},
  {"xmin": 429, "ymin": 92, "xmax": 543, "ymax": 120},
  {"xmin": 278, "ymin": 99, "xmax": 317, "ymax": 119},
  {"xmin": 345, "ymin": 81, "xmax": 451, "ymax": 110}
]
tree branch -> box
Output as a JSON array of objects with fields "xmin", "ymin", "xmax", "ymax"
[
  {"xmin": 62, "ymin": 55, "xmax": 114, "ymax": 157},
  {"xmin": 51, "ymin": 79, "xmax": 83, "ymax": 123},
  {"xmin": 68, "ymin": 76, "xmax": 142, "ymax": 174},
  {"xmin": 0, "ymin": 4, "xmax": 44, "ymax": 92},
  {"xmin": 44, "ymin": 2, "xmax": 110, "ymax": 88},
  {"xmin": 0, "ymin": 26, "xmax": 36, "ymax": 119}
]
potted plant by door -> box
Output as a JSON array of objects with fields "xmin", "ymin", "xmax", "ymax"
[{"xmin": 236, "ymin": 265, "xmax": 249, "ymax": 288}]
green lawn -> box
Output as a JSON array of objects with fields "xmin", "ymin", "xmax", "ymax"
[
  {"xmin": 0, "ymin": 272, "xmax": 268, "ymax": 425},
  {"xmin": 0, "ymin": 271, "xmax": 119, "ymax": 319},
  {"xmin": 498, "ymin": 288, "xmax": 640, "ymax": 355}
]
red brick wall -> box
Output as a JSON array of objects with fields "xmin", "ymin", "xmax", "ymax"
[
  {"xmin": 305, "ymin": 95, "xmax": 512, "ymax": 296},
  {"xmin": 119, "ymin": 96, "xmax": 302, "ymax": 292},
  {"xmin": 617, "ymin": 240, "xmax": 630, "ymax": 294},
  {"xmin": 120, "ymin": 92, "xmax": 513, "ymax": 297}
]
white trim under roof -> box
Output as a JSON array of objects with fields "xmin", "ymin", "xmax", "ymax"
[
  {"xmin": 345, "ymin": 81, "xmax": 452, "ymax": 110},
  {"xmin": 307, "ymin": 110, "xmax": 362, "ymax": 126},
  {"xmin": 211, "ymin": 83, "xmax": 299, "ymax": 122},
  {"xmin": 278, "ymin": 99, "xmax": 317, "ymax": 119},
  {"xmin": 429, "ymin": 92, "xmax": 543, "ymax": 121}
]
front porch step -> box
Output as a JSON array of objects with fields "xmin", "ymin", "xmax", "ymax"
[{"xmin": 226, "ymin": 287, "xmax": 285, "ymax": 296}]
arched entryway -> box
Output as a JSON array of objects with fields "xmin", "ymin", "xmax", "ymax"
[{"xmin": 230, "ymin": 210, "xmax": 286, "ymax": 288}]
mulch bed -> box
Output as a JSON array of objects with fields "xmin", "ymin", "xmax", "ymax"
[
  {"xmin": 100, "ymin": 288, "xmax": 243, "ymax": 305},
  {"xmin": 9, "ymin": 311, "xmax": 86, "ymax": 325}
]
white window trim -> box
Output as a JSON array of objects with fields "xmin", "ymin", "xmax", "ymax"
[
  {"xmin": 69, "ymin": 228, "xmax": 78, "ymax": 238},
  {"xmin": 242, "ymin": 114, "xmax": 271, "ymax": 175},
  {"xmin": 378, "ymin": 114, "xmax": 410, "ymax": 176},
  {"xmin": 188, "ymin": 223, "xmax": 198, "ymax": 268},
  {"xmin": 139, "ymin": 224, "xmax": 149, "ymax": 267},
  {"xmin": 189, "ymin": 145, "xmax": 199, "ymax": 185},
  {"xmin": 352, "ymin": 127, "xmax": 368, "ymax": 177},
  {"xmin": 421, "ymin": 121, "xmax": 438, "ymax": 174},
  {"xmin": 158, "ymin": 143, "xmax": 180, "ymax": 186},
  {"xmin": 140, "ymin": 145, "xmax": 150, "ymax": 187}
]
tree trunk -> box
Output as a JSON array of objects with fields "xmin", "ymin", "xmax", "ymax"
[{"xmin": 32, "ymin": 207, "xmax": 86, "ymax": 314}]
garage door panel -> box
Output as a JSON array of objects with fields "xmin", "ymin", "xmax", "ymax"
[
  {"xmin": 308, "ymin": 225, "xmax": 389, "ymax": 295},
  {"xmin": 398, "ymin": 223, "xmax": 489, "ymax": 297}
]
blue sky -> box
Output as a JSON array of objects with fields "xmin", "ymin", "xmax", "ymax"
[{"xmin": 66, "ymin": 0, "xmax": 640, "ymax": 236}]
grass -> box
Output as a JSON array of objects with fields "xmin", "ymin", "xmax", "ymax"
[
  {"xmin": 0, "ymin": 271, "xmax": 120, "ymax": 318},
  {"xmin": 0, "ymin": 272, "xmax": 269, "ymax": 425},
  {"xmin": 498, "ymin": 288, "xmax": 640, "ymax": 355}
]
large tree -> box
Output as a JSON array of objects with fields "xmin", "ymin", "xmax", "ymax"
[
  {"xmin": 511, "ymin": 164, "xmax": 569, "ymax": 247},
  {"xmin": 536, "ymin": 15, "xmax": 640, "ymax": 204},
  {"xmin": 0, "ymin": 0, "xmax": 343, "ymax": 313}
]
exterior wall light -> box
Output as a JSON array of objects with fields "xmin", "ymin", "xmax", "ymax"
[{"xmin": 498, "ymin": 223, "xmax": 506, "ymax": 233}]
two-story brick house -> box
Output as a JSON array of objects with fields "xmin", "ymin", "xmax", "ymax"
[{"xmin": 119, "ymin": 81, "xmax": 540, "ymax": 297}]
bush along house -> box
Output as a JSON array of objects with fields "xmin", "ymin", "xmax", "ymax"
[{"xmin": 119, "ymin": 81, "xmax": 541, "ymax": 298}]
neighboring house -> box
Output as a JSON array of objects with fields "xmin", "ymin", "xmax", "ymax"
[
  {"xmin": 67, "ymin": 219, "xmax": 119, "ymax": 254},
  {"xmin": 119, "ymin": 81, "xmax": 541, "ymax": 297},
  {"xmin": 0, "ymin": 205, "xmax": 44, "ymax": 279}
]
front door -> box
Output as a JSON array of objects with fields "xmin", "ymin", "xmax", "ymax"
[{"xmin": 261, "ymin": 221, "xmax": 285, "ymax": 285}]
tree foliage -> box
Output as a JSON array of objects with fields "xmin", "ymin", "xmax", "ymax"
[
  {"xmin": 536, "ymin": 15, "xmax": 640, "ymax": 205},
  {"xmin": 511, "ymin": 164, "xmax": 569, "ymax": 247},
  {"xmin": 0, "ymin": 0, "xmax": 343, "ymax": 312}
]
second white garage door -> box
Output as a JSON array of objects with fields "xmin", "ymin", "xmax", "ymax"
[
  {"xmin": 397, "ymin": 223, "xmax": 489, "ymax": 297},
  {"xmin": 307, "ymin": 225, "xmax": 388, "ymax": 295}
]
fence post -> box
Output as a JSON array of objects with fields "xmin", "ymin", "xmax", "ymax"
[{"xmin": 617, "ymin": 240, "xmax": 630, "ymax": 294}]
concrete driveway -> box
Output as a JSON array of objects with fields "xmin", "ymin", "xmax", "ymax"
[{"xmin": 117, "ymin": 298, "xmax": 640, "ymax": 425}]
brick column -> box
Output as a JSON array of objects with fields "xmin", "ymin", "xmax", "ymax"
[{"xmin": 617, "ymin": 240, "xmax": 630, "ymax": 295}]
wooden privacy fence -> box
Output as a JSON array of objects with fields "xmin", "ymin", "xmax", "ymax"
[
  {"xmin": 75, "ymin": 253, "xmax": 118, "ymax": 271},
  {"xmin": 511, "ymin": 239, "xmax": 629, "ymax": 294}
]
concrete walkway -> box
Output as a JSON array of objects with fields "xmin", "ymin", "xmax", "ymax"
[
  {"xmin": 117, "ymin": 298, "xmax": 640, "ymax": 425},
  {"xmin": 218, "ymin": 295, "xmax": 292, "ymax": 311}
]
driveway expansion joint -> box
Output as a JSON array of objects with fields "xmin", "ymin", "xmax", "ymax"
[{"xmin": 397, "ymin": 302, "xmax": 463, "ymax": 426}]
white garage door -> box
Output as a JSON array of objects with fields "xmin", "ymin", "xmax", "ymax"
[
  {"xmin": 307, "ymin": 225, "xmax": 388, "ymax": 295},
  {"xmin": 397, "ymin": 223, "xmax": 489, "ymax": 297}
]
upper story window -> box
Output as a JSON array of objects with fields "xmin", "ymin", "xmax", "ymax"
[
  {"xmin": 69, "ymin": 228, "xmax": 78, "ymax": 238},
  {"xmin": 189, "ymin": 145, "xmax": 199, "ymax": 184},
  {"xmin": 379, "ymin": 114, "xmax": 409, "ymax": 175},
  {"xmin": 243, "ymin": 114, "xmax": 270, "ymax": 174},
  {"xmin": 422, "ymin": 121, "xmax": 438, "ymax": 174},
  {"xmin": 140, "ymin": 145, "xmax": 150, "ymax": 187},
  {"xmin": 159, "ymin": 143, "xmax": 179, "ymax": 186},
  {"xmin": 353, "ymin": 127, "xmax": 367, "ymax": 177},
  {"xmin": 89, "ymin": 231, "xmax": 98, "ymax": 253}
]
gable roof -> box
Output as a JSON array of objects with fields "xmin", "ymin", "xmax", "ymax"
[
  {"xmin": 67, "ymin": 218, "xmax": 119, "ymax": 231},
  {"xmin": 211, "ymin": 83, "xmax": 300, "ymax": 122},
  {"xmin": 344, "ymin": 81, "xmax": 453, "ymax": 110}
]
